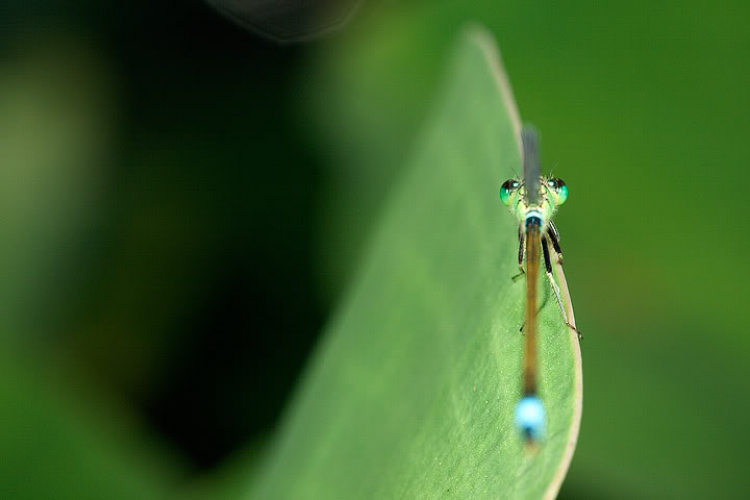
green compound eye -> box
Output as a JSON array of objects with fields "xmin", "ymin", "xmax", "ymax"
[
  {"xmin": 500, "ymin": 179, "xmax": 519, "ymax": 206},
  {"xmin": 547, "ymin": 178, "xmax": 568, "ymax": 205}
]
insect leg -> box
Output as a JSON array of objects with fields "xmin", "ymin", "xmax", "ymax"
[
  {"xmin": 542, "ymin": 235, "xmax": 581, "ymax": 338},
  {"xmin": 547, "ymin": 221, "xmax": 563, "ymax": 264},
  {"xmin": 512, "ymin": 225, "xmax": 525, "ymax": 281}
]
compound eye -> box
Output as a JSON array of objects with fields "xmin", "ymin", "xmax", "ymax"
[
  {"xmin": 547, "ymin": 178, "xmax": 568, "ymax": 205},
  {"xmin": 499, "ymin": 179, "xmax": 519, "ymax": 205}
]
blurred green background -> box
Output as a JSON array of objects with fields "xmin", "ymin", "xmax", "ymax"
[{"xmin": 1, "ymin": 0, "xmax": 750, "ymax": 499}]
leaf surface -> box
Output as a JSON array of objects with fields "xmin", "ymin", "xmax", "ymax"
[{"xmin": 248, "ymin": 27, "xmax": 582, "ymax": 500}]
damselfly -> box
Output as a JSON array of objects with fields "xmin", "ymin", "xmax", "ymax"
[{"xmin": 499, "ymin": 126, "xmax": 580, "ymax": 444}]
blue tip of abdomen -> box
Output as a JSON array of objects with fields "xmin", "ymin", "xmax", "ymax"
[{"xmin": 515, "ymin": 395, "xmax": 546, "ymax": 442}]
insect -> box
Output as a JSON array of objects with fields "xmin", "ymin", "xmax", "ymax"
[{"xmin": 499, "ymin": 126, "xmax": 580, "ymax": 444}]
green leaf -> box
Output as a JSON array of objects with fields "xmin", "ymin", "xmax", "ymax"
[{"xmin": 248, "ymin": 27, "xmax": 582, "ymax": 499}]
